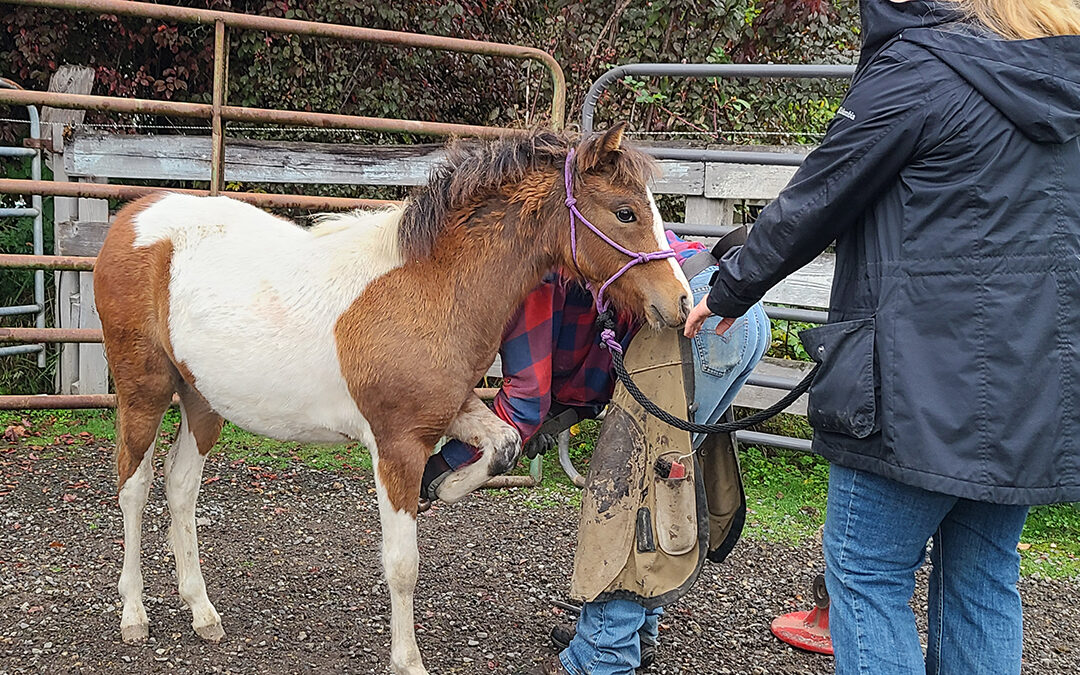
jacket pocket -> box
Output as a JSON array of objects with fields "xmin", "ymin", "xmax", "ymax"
[{"xmin": 799, "ymin": 317, "xmax": 879, "ymax": 439}]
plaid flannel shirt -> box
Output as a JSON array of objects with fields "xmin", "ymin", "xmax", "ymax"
[{"xmin": 439, "ymin": 232, "xmax": 705, "ymax": 469}]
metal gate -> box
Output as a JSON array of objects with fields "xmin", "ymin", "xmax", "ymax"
[
  {"xmin": 0, "ymin": 0, "xmax": 566, "ymax": 408},
  {"xmin": 0, "ymin": 78, "xmax": 45, "ymax": 368}
]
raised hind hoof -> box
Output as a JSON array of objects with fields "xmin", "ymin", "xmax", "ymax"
[
  {"xmin": 121, "ymin": 623, "xmax": 149, "ymax": 645},
  {"xmin": 194, "ymin": 621, "xmax": 225, "ymax": 643},
  {"xmin": 488, "ymin": 432, "xmax": 522, "ymax": 476}
]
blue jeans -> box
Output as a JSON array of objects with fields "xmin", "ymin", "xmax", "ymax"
[
  {"xmin": 824, "ymin": 464, "xmax": 1030, "ymax": 675},
  {"xmin": 561, "ymin": 267, "xmax": 770, "ymax": 675},
  {"xmin": 559, "ymin": 601, "xmax": 662, "ymax": 675}
]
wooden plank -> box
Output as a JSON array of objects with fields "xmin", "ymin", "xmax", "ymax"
[
  {"xmin": 734, "ymin": 357, "xmax": 815, "ymax": 415},
  {"xmin": 67, "ymin": 134, "xmax": 444, "ymax": 186},
  {"xmin": 55, "ymin": 220, "xmax": 110, "ymax": 257},
  {"xmin": 40, "ymin": 65, "xmax": 95, "ymax": 128},
  {"xmin": 485, "ymin": 355, "xmax": 503, "ymax": 380},
  {"xmin": 762, "ymin": 251, "xmax": 834, "ymax": 309},
  {"xmin": 704, "ymin": 163, "xmax": 798, "ymax": 201},
  {"xmin": 46, "ymin": 67, "xmax": 97, "ymax": 395},
  {"xmin": 76, "ymin": 270, "xmax": 109, "ymax": 395},
  {"xmin": 66, "ymin": 133, "xmax": 705, "ymax": 195},
  {"xmin": 74, "ymin": 194, "xmax": 110, "ymax": 395},
  {"xmin": 684, "ymin": 196, "xmax": 733, "ymax": 228},
  {"xmin": 653, "ymin": 160, "xmax": 703, "ymax": 195},
  {"xmin": 66, "ymin": 132, "xmax": 703, "ymax": 196},
  {"xmin": 57, "ymin": 271, "xmax": 79, "ymax": 395}
]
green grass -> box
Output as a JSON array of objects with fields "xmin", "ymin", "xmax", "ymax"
[
  {"xmin": 738, "ymin": 445, "xmax": 829, "ymax": 543},
  {"xmin": 1019, "ymin": 504, "xmax": 1080, "ymax": 577},
  {"xmin": 211, "ymin": 416, "xmax": 370, "ymax": 473},
  {"xmin": 736, "ymin": 441, "xmax": 1080, "ymax": 578},
  {"xmin": 3, "ymin": 408, "xmax": 1077, "ymax": 577},
  {"xmin": 0, "ymin": 408, "xmax": 370, "ymax": 473}
]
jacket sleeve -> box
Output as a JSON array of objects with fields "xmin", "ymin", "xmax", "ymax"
[{"xmin": 706, "ymin": 49, "xmax": 933, "ymax": 318}]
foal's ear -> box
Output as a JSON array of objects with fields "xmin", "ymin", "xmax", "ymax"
[
  {"xmin": 599, "ymin": 121, "xmax": 627, "ymax": 154},
  {"xmin": 578, "ymin": 121, "xmax": 629, "ymax": 172}
]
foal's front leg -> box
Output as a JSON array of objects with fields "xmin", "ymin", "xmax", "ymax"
[
  {"xmin": 369, "ymin": 434, "xmax": 429, "ymax": 675},
  {"xmin": 436, "ymin": 394, "xmax": 522, "ymax": 503}
]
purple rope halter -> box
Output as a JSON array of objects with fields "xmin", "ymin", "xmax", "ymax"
[{"xmin": 563, "ymin": 147, "xmax": 677, "ymax": 353}]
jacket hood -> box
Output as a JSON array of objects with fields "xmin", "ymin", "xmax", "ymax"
[
  {"xmin": 904, "ymin": 27, "xmax": 1080, "ymax": 143},
  {"xmin": 857, "ymin": 0, "xmax": 962, "ymax": 71},
  {"xmin": 858, "ymin": 0, "xmax": 1080, "ymax": 143}
]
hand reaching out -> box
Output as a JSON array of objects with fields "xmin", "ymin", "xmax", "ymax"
[{"xmin": 683, "ymin": 295, "xmax": 735, "ymax": 339}]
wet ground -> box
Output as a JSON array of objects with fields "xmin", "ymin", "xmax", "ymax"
[{"xmin": 1, "ymin": 440, "xmax": 1077, "ymax": 674}]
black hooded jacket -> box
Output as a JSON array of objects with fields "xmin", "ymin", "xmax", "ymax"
[{"xmin": 706, "ymin": 0, "xmax": 1080, "ymax": 504}]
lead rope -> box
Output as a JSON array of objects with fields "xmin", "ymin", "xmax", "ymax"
[
  {"xmin": 596, "ymin": 309, "xmax": 818, "ymax": 435},
  {"xmin": 562, "ymin": 144, "xmax": 817, "ymax": 435}
]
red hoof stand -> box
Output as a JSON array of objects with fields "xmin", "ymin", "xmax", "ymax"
[{"xmin": 771, "ymin": 574, "xmax": 834, "ymax": 656}]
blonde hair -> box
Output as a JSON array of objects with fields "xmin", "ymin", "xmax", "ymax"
[{"xmin": 954, "ymin": 0, "xmax": 1080, "ymax": 39}]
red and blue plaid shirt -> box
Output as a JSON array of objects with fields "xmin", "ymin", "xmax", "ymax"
[{"xmin": 439, "ymin": 232, "xmax": 705, "ymax": 469}]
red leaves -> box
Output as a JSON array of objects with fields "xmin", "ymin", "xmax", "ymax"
[{"xmin": 2, "ymin": 425, "xmax": 26, "ymax": 442}]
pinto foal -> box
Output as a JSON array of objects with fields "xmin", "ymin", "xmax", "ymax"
[{"xmin": 94, "ymin": 125, "xmax": 692, "ymax": 675}]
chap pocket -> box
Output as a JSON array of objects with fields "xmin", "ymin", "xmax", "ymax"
[{"xmin": 799, "ymin": 317, "xmax": 879, "ymax": 439}]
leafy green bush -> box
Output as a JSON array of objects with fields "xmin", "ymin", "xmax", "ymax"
[
  {"xmin": 2, "ymin": 0, "xmax": 859, "ymax": 142},
  {"xmin": 769, "ymin": 318, "xmax": 814, "ymax": 361}
]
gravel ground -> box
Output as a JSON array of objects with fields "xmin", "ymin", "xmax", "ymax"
[{"xmin": 1, "ymin": 439, "xmax": 1077, "ymax": 674}]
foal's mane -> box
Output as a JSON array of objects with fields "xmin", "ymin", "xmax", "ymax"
[{"xmin": 398, "ymin": 128, "xmax": 655, "ymax": 260}]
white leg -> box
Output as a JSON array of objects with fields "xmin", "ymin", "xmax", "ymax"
[
  {"xmin": 370, "ymin": 447, "xmax": 428, "ymax": 675},
  {"xmin": 118, "ymin": 446, "xmax": 155, "ymax": 644},
  {"xmin": 437, "ymin": 395, "xmax": 521, "ymax": 503},
  {"xmin": 165, "ymin": 404, "xmax": 223, "ymax": 642}
]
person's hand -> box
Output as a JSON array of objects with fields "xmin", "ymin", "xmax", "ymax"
[
  {"xmin": 683, "ymin": 296, "xmax": 735, "ymax": 339},
  {"xmin": 521, "ymin": 431, "xmax": 557, "ymax": 459}
]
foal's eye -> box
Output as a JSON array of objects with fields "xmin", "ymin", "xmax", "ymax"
[{"xmin": 615, "ymin": 208, "xmax": 637, "ymax": 223}]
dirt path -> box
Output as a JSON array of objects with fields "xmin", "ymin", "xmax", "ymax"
[{"xmin": 1, "ymin": 442, "xmax": 1077, "ymax": 674}]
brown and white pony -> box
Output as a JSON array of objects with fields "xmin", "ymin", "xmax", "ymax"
[{"xmin": 93, "ymin": 125, "xmax": 691, "ymax": 675}]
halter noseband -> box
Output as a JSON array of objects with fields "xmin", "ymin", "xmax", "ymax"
[{"xmin": 563, "ymin": 147, "xmax": 677, "ymax": 353}]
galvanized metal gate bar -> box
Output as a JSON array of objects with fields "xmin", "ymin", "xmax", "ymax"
[
  {"xmin": 581, "ymin": 63, "xmax": 856, "ymax": 165},
  {"xmin": 0, "ymin": 78, "xmax": 46, "ymax": 365},
  {"xmin": 0, "ymin": 179, "xmax": 395, "ymax": 211}
]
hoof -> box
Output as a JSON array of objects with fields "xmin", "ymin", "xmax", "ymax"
[
  {"xmin": 121, "ymin": 623, "xmax": 149, "ymax": 645},
  {"xmin": 194, "ymin": 621, "xmax": 225, "ymax": 643},
  {"xmin": 488, "ymin": 433, "xmax": 522, "ymax": 476}
]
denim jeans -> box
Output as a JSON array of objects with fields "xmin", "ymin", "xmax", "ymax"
[
  {"xmin": 824, "ymin": 464, "xmax": 1030, "ymax": 675},
  {"xmin": 561, "ymin": 266, "xmax": 770, "ymax": 675},
  {"xmin": 558, "ymin": 601, "xmax": 662, "ymax": 675}
]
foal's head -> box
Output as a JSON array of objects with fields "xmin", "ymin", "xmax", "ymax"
[
  {"xmin": 561, "ymin": 123, "xmax": 691, "ymax": 328},
  {"xmin": 399, "ymin": 124, "xmax": 692, "ymax": 327}
]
